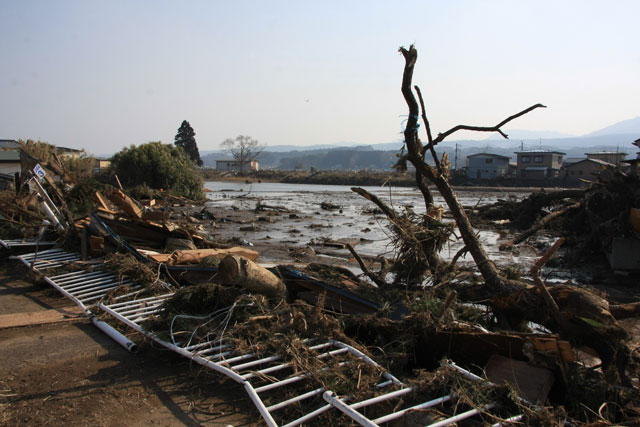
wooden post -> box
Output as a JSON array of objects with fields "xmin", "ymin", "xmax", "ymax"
[{"xmin": 80, "ymin": 226, "xmax": 88, "ymax": 261}]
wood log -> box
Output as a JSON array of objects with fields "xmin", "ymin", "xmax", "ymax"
[
  {"xmin": 217, "ymin": 255, "xmax": 285, "ymax": 297},
  {"xmin": 148, "ymin": 247, "xmax": 259, "ymax": 264}
]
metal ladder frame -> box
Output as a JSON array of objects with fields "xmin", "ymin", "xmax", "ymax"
[
  {"xmin": 10, "ymin": 248, "xmax": 139, "ymax": 352},
  {"xmin": 99, "ymin": 290, "xmax": 522, "ymax": 426}
]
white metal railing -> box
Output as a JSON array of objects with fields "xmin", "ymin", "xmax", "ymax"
[
  {"xmin": 99, "ymin": 290, "xmax": 520, "ymax": 426},
  {"xmin": 10, "ymin": 248, "xmax": 138, "ymax": 352},
  {"xmin": 0, "ymin": 238, "xmax": 55, "ymax": 250},
  {"xmin": 10, "ymin": 248, "xmax": 81, "ymax": 272}
]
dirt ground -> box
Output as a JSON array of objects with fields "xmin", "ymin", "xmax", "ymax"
[{"xmin": 0, "ymin": 259, "xmax": 256, "ymax": 427}]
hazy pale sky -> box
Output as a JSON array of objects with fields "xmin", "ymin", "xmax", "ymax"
[{"xmin": 1, "ymin": 0, "xmax": 638, "ymax": 154}]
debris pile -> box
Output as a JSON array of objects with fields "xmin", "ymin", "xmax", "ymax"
[{"xmin": 2, "ymin": 62, "xmax": 640, "ymax": 425}]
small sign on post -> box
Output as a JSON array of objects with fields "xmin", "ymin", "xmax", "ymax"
[{"xmin": 33, "ymin": 163, "xmax": 46, "ymax": 180}]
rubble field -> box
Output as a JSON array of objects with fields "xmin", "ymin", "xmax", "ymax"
[{"xmin": 2, "ymin": 140, "xmax": 640, "ymax": 426}]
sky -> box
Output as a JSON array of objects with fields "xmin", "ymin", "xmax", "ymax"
[{"xmin": 1, "ymin": 0, "xmax": 638, "ymax": 155}]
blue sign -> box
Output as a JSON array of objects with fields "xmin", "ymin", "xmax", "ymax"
[{"xmin": 33, "ymin": 163, "xmax": 46, "ymax": 180}]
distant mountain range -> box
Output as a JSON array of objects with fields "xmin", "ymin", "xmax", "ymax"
[
  {"xmin": 483, "ymin": 129, "xmax": 576, "ymax": 140},
  {"xmin": 586, "ymin": 116, "xmax": 640, "ymax": 137},
  {"xmin": 190, "ymin": 117, "xmax": 640, "ymax": 170}
]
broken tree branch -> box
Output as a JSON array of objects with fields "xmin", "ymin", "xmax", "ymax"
[
  {"xmin": 530, "ymin": 237, "xmax": 565, "ymax": 276},
  {"xmin": 346, "ymin": 243, "xmax": 387, "ymax": 288},
  {"xmin": 415, "ymin": 169, "xmax": 434, "ymax": 211},
  {"xmin": 414, "ymin": 85, "xmax": 441, "ymax": 171},
  {"xmin": 432, "ymin": 103, "xmax": 547, "ymax": 145},
  {"xmin": 448, "ymin": 245, "xmax": 468, "ymax": 270},
  {"xmin": 351, "ymin": 187, "xmax": 397, "ymax": 220},
  {"xmin": 529, "ymin": 239, "xmax": 566, "ymax": 330},
  {"xmin": 500, "ymin": 202, "xmax": 582, "ymax": 250}
]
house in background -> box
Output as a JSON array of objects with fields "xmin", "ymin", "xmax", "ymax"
[
  {"xmin": 563, "ymin": 158, "xmax": 616, "ymax": 185},
  {"xmin": 215, "ymin": 160, "xmax": 259, "ymax": 172},
  {"xmin": 585, "ymin": 151, "xmax": 627, "ymax": 166},
  {"xmin": 94, "ymin": 158, "xmax": 111, "ymax": 173},
  {"xmin": 0, "ymin": 150, "xmax": 21, "ymax": 175},
  {"xmin": 56, "ymin": 146, "xmax": 84, "ymax": 158},
  {"xmin": 0, "ymin": 139, "xmax": 22, "ymax": 175},
  {"xmin": 515, "ymin": 150, "xmax": 565, "ymax": 180},
  {"xmin": 622, "ymin": 138, "xmax": 640, "ymax": 175},
  {"xmin": 465, "ymin": 153, "xmax": 510, "ymax": 179}
]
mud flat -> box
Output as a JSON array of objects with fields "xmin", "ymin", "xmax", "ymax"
[{"xmin": 201, "ymin": 182, "xmax": 598, "ymax": 285}]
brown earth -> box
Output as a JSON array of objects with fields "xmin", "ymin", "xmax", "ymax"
[{"xmin": 0, "ymin": 259, "xmax": 255, "ymax": 426}]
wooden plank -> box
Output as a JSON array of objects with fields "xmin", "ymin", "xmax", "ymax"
[
  {"xmin": 107, "ymin": 190, "xmax": 143, "ymax": 219},
  {"xmin": 142, "ymin": 211, "xmax": 166, "ymax": 221},
  {"xmin": 95, "ymin": 191, "xmax": 113, "ymax": 211},
  {"xmin": 0, "ymin": 306, "xmax": 84, "ymax": 329}
]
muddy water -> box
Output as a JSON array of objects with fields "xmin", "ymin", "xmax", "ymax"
[{"xmin": 204, "ymin": 182, "xmax": 579, "ymax": 282}]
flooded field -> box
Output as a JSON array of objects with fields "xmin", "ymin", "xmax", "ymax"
[{"xmin": 203, "ymin": 181, "xmax": 575, "ymax": 281}]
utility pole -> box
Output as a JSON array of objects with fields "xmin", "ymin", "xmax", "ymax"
[{"xmin": 454, "ymin": 143, "xmax": 458, "ymax": 171}]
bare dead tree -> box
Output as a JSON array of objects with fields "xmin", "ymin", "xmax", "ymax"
[
  {"xmin": 220, "ymin": 135, "xmax": 266, "ymax": 174},
  {"xmin": 396, "ymin": 45, "xmax": 634, "ymax": 382},
  {"xmin": 399, "ymin": 45, "xmax": 547, "ymax": 288}
]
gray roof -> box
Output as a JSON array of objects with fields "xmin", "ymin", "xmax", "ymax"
[
  {"xmin": 585, "ymin": 151, "xmax": 627, "ymax": 156},
  {"xmin": 562, "ymin": 157, "xmax": 585, "ymax": 164},
  {"xmin": 564, "ymin": 158, "xmax": 616, "ymax": 169},
  {"xmin": 515, "ymin": 150, "xmax": 566, "ymax": 155},
  {"xmin": 0, "ymin": 140, "xmax": 20, "ymax": 149}
]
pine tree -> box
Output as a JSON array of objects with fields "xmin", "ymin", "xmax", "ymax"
[{"xmin": 174, "ymin": 120, "xmax": 203, "ymax": 166}]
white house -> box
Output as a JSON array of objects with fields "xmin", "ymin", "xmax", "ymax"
[{"xmin": 215, "ymin": 160, "xmax": 259, "ymax": 172}]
